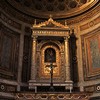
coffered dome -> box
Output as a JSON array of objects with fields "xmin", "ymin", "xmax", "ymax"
[{"xmin": 6, "ymin": 0, "xmax": 98, "ymax": 19}]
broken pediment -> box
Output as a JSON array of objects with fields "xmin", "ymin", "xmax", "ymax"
[
  {"xmin": 32, "ymin": 17, "xmax": 69, "ymax": 29},
  {"xmin": 31, "ymin": 16, "xmax": 70, "ymax": 37}
]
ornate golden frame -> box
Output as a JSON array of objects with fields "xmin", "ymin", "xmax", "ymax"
[{"xmin": 39, "ymin": 44, "xmax": 60, "ymax": 78}]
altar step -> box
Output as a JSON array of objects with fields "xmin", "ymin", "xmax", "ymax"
[{"xmin": 15, "ymin": 92, "xmax": 92, "ymax": 100}]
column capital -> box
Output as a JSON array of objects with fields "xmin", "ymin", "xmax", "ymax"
[
  {"xmin": 31, "ymin": 35, "xmax": 38, "ymax": 40},
  {"xmin": 64, "ymin": 36, "xmax": 70, "ymax": 41}
]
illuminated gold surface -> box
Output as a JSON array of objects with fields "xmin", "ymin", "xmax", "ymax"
[
  {"xmin": 40, "ymin": 45, "xmax": 60, "ymax": 78},
  {"xmin": 32, "ymin": 17, "xmax": 69, "ymax": 28},
  {"xmin": 32, "ymin": 30, "xmax": 69, "ymax": 37},
  {"xmin": 30, "ymin": 17, "xmax": 71, "ymax": 82}
]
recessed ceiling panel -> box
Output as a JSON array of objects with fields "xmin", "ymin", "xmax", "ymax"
[{"xmin": 6, "ymin": 0, "xmax": 98, "ymax": 19}]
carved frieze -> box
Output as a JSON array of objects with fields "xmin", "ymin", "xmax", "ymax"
[
  {"xmin": 32, "ymin": 17, "xmax": 69, "ymax": 37},
  {"xmin": 80, "ymin": 16, "xmax": 100, "ymax": 31},
  {"xmin": 0, "ymin": 12, "xmax": 21, "ymax": 30},
  {"xmin": 32, "ymin": 30, "xmax": 69, "ymax": 37},
  {"xmin": 67, "ymin": 4, "xmax": 100, "ymax": 25},
  {"xmin": 0, "ymin": 83, "xmax": 16, "ymax": 92},
  {"xmin": 16, "ymin": 92, "xmax": 92, "ymax": 100},
  {"xmin": 84, "ymin": 84, "xmax": 100, "ymax": 93}
]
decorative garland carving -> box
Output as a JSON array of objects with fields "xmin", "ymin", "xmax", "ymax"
[
  {"xmin": 0, "ymin": 24, "xmax": 20, "ymax": 80},
  {"xmin": 16, "ymin": 92, "xmax": 92, "ymax": 100}
]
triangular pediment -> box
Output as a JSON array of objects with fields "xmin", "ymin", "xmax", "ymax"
[{"xmin": 32, "ymin": 17, "xmax": 69, "ymax": 29}]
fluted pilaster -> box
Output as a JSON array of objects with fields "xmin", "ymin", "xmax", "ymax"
[
  {"xmin": 31, "ymin": 36, "xmax": 37, "ymax": 81},
  {"xmin": 64, "ymin": 36, "xmax": 71, "ymax": 81}
]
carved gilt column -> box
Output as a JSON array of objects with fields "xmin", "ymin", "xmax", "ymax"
[
  {"xmin": 31, "ymin": 36, "xmax": 37, "ymax": 81},
  {"xmin": 64, "ymin": 36, "xmax": 71, "ymax": 81}
]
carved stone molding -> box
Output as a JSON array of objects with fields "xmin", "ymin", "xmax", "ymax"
[
  {"xmin": 0, "ymin": 12, "xmax": 22, "ymax": 30},
  {"xmin": 16, "ymin": 92, "xmax": 92, "ymax": 100},
  {"xmin": 0, "ymin": 0, "xmax": 99, "ymax": 25},
  {"xmin": 80, "ymin": 16, "xmax": 100, "ymax": 31}
]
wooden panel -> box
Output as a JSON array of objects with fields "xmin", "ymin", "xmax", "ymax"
[
  {"xmin": 16, "ymin": 92, "xmax": 92, "ymax": 100},
  {"xmin": 80, "ymin": 16, "xmax": 100, "ymax": 31},
  {"xmin": 0, "ymin": 24, "xmax": 20, "ymax": 80}
]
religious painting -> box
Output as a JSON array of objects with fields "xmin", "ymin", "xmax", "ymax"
[
  {"xmin": 88, "ymin": 38, "xmax": 100, "ymax": 68},
  {"xmin": 45, "ymin": 48, "xmax": 56, "ymax": 63},
  {"xmin": 40, "ymin": 44, "xmax": 60, "ymax": 78},
  {"xmin": 82, "ymin": 28, "xmax": 100, "ymax": 80}
]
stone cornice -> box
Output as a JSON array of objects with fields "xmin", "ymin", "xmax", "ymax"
[{"xmin": 0, "ymin": 1, "xmax": 99, "ymax": 25}]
